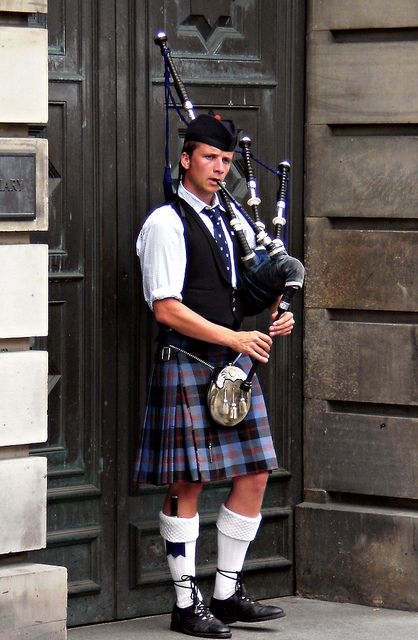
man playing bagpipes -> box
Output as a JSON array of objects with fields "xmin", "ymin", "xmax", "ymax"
[{"xmin": 134, "ymin": 113, "xmax": 296, "ymax": 638}]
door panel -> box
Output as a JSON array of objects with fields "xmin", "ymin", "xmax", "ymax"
[{"xmin": 29, "ymin": 0, "xmax": 118, "ymax": 626}]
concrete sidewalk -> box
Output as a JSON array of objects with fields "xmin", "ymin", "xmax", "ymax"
[{"xmin": 68, "ymin": 596, "xmax": 418, "ymax": 640}]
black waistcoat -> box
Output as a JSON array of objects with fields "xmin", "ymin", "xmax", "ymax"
[{"xmin": 175, "ymin": 197, "xmax": 244, "ymax": 328}]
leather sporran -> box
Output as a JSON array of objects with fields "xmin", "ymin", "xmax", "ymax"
[
  {"xmin": 207, "ymin": 364, "xmax": 251, "ymax": 428},
  {"xmin": 162, "ymin": 343, "xmax": 252, "ymax": 428}
]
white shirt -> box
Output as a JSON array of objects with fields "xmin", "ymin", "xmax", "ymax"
[{"xmin": 137, "ymin": 183, "xmax": 256, "ymax": 310}]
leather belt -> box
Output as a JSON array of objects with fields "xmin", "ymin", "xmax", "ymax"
[{"xmin": 157, "ymin": 344, "xmax": 214, "ymax": 371}]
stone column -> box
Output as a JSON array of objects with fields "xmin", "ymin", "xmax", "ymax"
[
  {"xmin": 0, "ymin": 2, "xmax": 67, "ymax": 638},
  {"xmin": 298, "ymin": 0, "xmax": 418, "ymax": 612}
]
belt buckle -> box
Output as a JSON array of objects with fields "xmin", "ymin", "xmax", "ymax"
[{"xmin": 161, "ymin": 346, "xmax": 171, "ymax": 361}]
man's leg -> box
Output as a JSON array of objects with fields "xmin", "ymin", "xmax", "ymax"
[
  {"xmin": 160, "ymin": 482, "xmax": 231, "ymax": 638},
  {"xmin": 161, "ymin": 483, "xmax": 202, "ymax": 609},
  {"xmin": 210, "ymin": 472, "xmax": 285, "ymax": 624}
]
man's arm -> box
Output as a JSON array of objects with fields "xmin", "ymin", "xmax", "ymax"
[{"xmin": 154, "ymin": 298, "xmax": 294, "ymax": 363}]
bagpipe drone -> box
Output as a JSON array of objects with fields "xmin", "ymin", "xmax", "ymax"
[{"xmin": 155, "ymin": 32, "xmax": 305, "ymax": 427}]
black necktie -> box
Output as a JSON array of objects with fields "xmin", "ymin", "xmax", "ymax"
[{"xmin": 204, "ymin": 206, "xmax": 232, "ymax": 276}]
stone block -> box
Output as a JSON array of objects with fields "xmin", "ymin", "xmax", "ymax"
[
  {"xmin": 0, "ymin": 562, "xmax": 67, "ymax": 640},
  {"xmin": 0, "ymin": 27, "xmax": 48, "ymax": 124},
  {"xmin": 310, "ymin": 0, "xmax": 418, "ymax": 30},
  {"xmin": 305, "ymin": 125, "xmax": 418, "ymax": 218},
  {"xmin": 0, "ymin": 1, "xmax": 47, "ymax": 10},
  {"xmin": 296, "ymin": 502, "xmax": 418, "ymax": 611},
  {"xmin": 304, "ymin": 309, "xmax": 418, "ymax": 405},
  {"xmin": 0, "ymin": 137, "xmax": 48, "ymax": 231},
  {"xmin": 0, "ymin": 456, "xmax": 46, "ymax": 553},
  {"xmin": 307, "ymin": 30, "xmax": 418, "ymax": 124},
  {"xmin": 304, "ymin": 399, "xmax": 418, "ymax": 499},
  {"xmin": 304, "ymin": 218, "xmax": 418, "ymax": 311},
  {"xmin": 0, "ymin": 351, "xmax": 47, "ymax": 447},
  {"xmin": 0, "ymin": 244, "xmax": 48, "ymax": 338}
]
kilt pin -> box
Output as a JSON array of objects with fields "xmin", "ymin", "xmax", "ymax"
[{"xmin": 133, "ymin": 335, "xmax": 279, "ymax": 486}]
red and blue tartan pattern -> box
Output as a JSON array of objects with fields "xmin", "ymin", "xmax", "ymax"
[{"xmin": 133, "ymin": 336, "xmax": 279, "ymax": 485}]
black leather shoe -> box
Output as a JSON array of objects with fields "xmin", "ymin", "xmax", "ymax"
[
  {"xmin": 170, "ymin": 575, "xmax": 231, "ymax": 638},
  {"xmin": 210, "ymin": 573, "xmax": 285, "ymax": 625},
  {"xmin": 171, "ymin": 602, "xmax": 232, "ymax": 638}
]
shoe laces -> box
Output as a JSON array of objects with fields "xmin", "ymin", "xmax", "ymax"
[
  {"xmin": 175, "ymin": 575, "xmax": 215, "ymax": 620},
  {"xmin": 235, "ymin": 572, "xmax": 255, "ymax": 603},
  {"xmin": 217, "ymin": 569, "xmax": 256, "ymax": 603}
]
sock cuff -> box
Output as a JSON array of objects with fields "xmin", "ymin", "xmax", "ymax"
[
  {"xmin": 216, "ymin": 504, "xmax": 261, "ymax": 541},
  {"xmin": 159, "ymin": 511, "xmax": 199, "ymax": 543}
]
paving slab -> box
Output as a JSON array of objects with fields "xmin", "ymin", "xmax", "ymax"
[{"xmin": 68, "ymin": 596, "xmax": 418, "ymax": 640}]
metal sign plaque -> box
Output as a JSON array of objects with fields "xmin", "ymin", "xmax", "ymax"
[{"xmin": 0, "ymin": 153, "xmax": 36, "ymax": 220}]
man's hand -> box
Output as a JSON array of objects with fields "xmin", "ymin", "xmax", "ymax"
[
  {"xmin": 230, "ymin": 330, "xmax": 272, "ymax": 363},
  {"xmin": 269, "ymin": 310, "xmax": 295, "ymax": 337}
]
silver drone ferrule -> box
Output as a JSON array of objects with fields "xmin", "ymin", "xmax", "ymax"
[
  {"xmin": 229, "ymin": 217, "xmax": 243, "ymax": 232},
  {"xmin": 256, "ymin": 230, "xmax": 269, "ymax": 245},
  {"xmin": 254, "ymin": 220, "xmax": 265, "ymax": 231},
  {"xmin": 272, "ymin": 215, "xmax": 286, "ymax": 227},
  {"xmin": 241, "ymin": 251, "xmax": 257, "ymax": 263},
  {"xmin": 247, "ymin": 180, "xmax": 261, "ymax": 206},
  {"xmin": 267, "ymin": 238, "xmax": 286, "ymax": 257},
  {"xmin": 184, "ymin": 100, "xmax": 196, "ymax": 120}
]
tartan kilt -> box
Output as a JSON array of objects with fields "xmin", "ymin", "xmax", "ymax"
[{"xmin": 133, "ymin": 335, "xmax": 279, "ymax": 485}]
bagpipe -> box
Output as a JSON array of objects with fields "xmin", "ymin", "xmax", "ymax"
[{"xmin": 155, "ymin": 32, "xmax": 305, "ymax": 427}]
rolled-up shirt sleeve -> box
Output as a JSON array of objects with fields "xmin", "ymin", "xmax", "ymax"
[{"xmin": 137, "ymin": 205, "xmax": 186, "ymax": 310}]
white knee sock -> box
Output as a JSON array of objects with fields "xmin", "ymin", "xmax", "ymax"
[
  {"xmin": 213, "ymin": 504, "xmax": 262, "ymax": 600},
  {"xmin": 159, "ymin": 511, "xmax": 201, "ymax": 608}
]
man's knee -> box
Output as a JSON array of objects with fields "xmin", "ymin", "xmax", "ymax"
[
  {"xmin": 170, "ymin": 482, "xmax": 203, "ymax": 500},
  {"xmin": 250, "ymin": 471, "xmax": 269, "ymax": 491},
  {"xmin": 234, "ymin": 471, "xmax": 269, "ymax": 496},
  {"xmin": 164, "ymin": 482, "xmax": 204, "ymax": 517}
]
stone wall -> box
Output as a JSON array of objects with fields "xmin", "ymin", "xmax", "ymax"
[
  {"xmin": 0, "ymin": 2, "xmax": 67, "ymax": 638},
  {"xmin": 298, "ymin": 0, "xmax": 418, "ymax": 611}
]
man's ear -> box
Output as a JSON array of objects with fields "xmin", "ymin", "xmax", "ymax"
[{"xmin": 180, "ymin": 151, "xmax": 190, "ymax": 170}]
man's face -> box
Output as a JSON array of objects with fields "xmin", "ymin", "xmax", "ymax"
[{"xmin": 181, "ymin": 143, "xmax": 234, "ymax": 204}]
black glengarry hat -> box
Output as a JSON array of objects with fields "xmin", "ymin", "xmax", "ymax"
[{"xmin": 184, "ymin": 114, "xmax": 237, "ymax": 152}]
